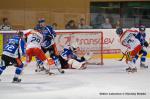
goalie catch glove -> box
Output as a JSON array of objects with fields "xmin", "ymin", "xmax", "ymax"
[{"xmin": 83, "ymin": 52, "xmax": 93, "ymax": 61}]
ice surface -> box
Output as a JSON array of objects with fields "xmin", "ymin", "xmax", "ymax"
[{"xmin": 0, "ymin": 59, "xmax": 150, "ymax": 99}]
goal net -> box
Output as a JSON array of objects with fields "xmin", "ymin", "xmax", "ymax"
[{"xmin": 55, "ymin": 30, "xmax": 104, "ymax": 65}]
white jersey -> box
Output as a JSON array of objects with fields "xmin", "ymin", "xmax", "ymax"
[
  {"xmin": 26, "ymin": 30, "xmax": 43, "ymax": 50},
  {"xmin": 120, "ymin": 30, "xmax": 140, "ymax": 51}
]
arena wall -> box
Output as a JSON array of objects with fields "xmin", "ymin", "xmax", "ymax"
[{"xmin": 0, "ymin": 29, "xmax": 149, "ymax": 59}]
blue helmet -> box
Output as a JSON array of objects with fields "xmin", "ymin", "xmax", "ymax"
[
  {"xmin": 38, "ymin": 18, "xmax": 45, "ymax": 23},
  {"xmin": 116, "ymin": 28, "xmax": 123, "ymax": 36},
  {"xmin": 139, "ymin": 25, "xmax": 145, "ymax": 31}
]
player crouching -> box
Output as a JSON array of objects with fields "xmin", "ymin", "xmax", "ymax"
[
  {"xmin": 60, "ymin": 44, "xmax": 93, "ymax": 70},
  {"xmin": 116, "ymin": 28, "xmax": 142, "ymax": 73}
]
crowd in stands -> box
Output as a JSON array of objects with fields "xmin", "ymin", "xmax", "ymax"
[{"xmin": 0, "ymin": 17, "xmax": 139, "ymax": 30}]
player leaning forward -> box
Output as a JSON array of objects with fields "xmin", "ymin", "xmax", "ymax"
[
  {"xmin": 116, "ymin": 28, "xmax": 142, "ymax": 73},
  {"xmin": 24, "ymin": 29, "xmax": 54, "ymax": 74},
  {"xmin": 34, "ymin": 18, "xmax": 64, "ymax": 73},
  {"xmin": 0, "ymin": 31, "xmax": 25, "ymax": 82},
  {"xmin": 133, "ymin": 25, "xmax": 149, "ymax": 68}
]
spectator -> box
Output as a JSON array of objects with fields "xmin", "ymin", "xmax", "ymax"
[
  {"xmin": 65, "ymin": 20, "xmax": 78, "ymax": 29},
  {"xmin": 114, "ymin": 20, "xmax": 122, "ymax": 28},
  {"xmin": 101, "ymin": 18, "xmax": 112, "ymax": 29},
  {"xmin": 78, "ymin": 18, "xmax": 92, "ymax": 29},
  {"xmin": 52, "ymin": 23, "xmax": 58, "ymax": 30},
  {"xmin": 0, "ymin": 17, "xmax": 12, "ymax": 31}
]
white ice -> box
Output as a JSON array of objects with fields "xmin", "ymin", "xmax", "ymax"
[{"xmin": 0, "ymin": 59, "xmax": 150, "ymax": 99}]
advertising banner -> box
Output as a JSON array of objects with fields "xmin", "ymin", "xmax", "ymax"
[{"xmin": 0, "ymin": 29, "xmax": 150, "ymax": 58}]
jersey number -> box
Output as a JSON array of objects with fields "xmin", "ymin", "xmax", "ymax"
[
  {"xmin": 5, "ymin": 45, "xmax": 15, "ymax": 52},
  {"xmin": 31, "ymin": 37, "xmax": 40, "ymax": 43}
]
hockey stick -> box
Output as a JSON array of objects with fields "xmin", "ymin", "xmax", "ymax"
[
  {"xmin": 117, "ymin": 48, "xmax": 129, "ymax": 61},
  {"xmin": 118, "ymin": 52, "xmax": 126, "ymax": 61}
]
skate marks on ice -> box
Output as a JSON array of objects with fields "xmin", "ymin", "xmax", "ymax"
[
  {"xmin": 0, "ymin": 71, "xmax": 87, "ymax": 93},
  {"xmin": 0, "ymin": 60, "xmax": 150, "ymax": 99}
]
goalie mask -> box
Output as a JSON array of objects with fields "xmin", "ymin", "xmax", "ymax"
[
  {"xmin": 70, "ymin": 43, "xmax": 79, "ymax": 52},
  {"xmin": 116, "ymin": 27, "xmax": 123, "ymax": 36}
]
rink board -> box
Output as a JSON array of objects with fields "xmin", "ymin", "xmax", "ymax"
[{"xmin": 0, "ymin": 29, "xmax": 150, "ymax": 59}]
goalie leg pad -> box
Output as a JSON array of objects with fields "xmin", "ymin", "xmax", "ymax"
[{"xmin": 68, "ymin": 59, "xmax": 86, "ymax": 69}]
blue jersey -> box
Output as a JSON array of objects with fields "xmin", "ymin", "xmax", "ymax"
[
  {"xmin": 61, "ymin": 45, "xmax": 79, "ymax": 60},
  {"xmin": 135, "ymin": 32, "xmax": 146, "ymax": 46},
  {"xmin": 34, "ymin": 25, "xmax": 56, "ymax": 48},
  {"xmin": 3, "ymin": 36, "xmax": 25, "ymax": 58}
]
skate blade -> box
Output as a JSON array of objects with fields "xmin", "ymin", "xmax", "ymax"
[
  {"xmin": 126, "ymin": 70, "xmax": 137, "ymax": 73},
  {"xmin": 12, "ymin": 80, "xmax": 21, "ymax": 83},
  {"xmin": 58, "ymin": 69, "xmax": 65, "ymax": 74},
  {"xmin": 48, "ymin": 72, "xmax": 55, "ymax": 75}
]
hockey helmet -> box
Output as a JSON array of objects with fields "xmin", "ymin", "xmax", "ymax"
[
  {"xmin": 17, "ymin": 30, "xmax": 24, "ymax": 37},
  {"xmin": 139, "ymin": 25, "xmax": 145, "ymax": 31},
  {"xmin": 70, "ymin": 42, "xmax": 79, "ymax": 51},
  {"xmin": 116, "ymin": 27, "xmax": 123, "ymax": 36},
  {"xmin": 38, "ymin": 18, "xmax": 45, "ymax": 23},
  {"xmin": 72, "ymin": 42, "xmax": 79, "ymax": 48}
]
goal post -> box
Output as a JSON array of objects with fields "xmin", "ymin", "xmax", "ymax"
[{"xmin": 55, "ymin": 29, "xmax": 104, "ymax": 65}]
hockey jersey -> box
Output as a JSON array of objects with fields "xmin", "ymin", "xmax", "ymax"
[
  {"xmin": 135, "ymin": 32, "xmax": 146, "ymax": 46},
  {"xmin": 120, "ymin": 29, "xmax": 140, "ymax": 51},
  {"xmin": 61, "ymin": 45, "xmax": 84, "ymax": 62},
  {"xmin": 25, "ymin": 30, "xmax": 43, "ymax": 50},
  {"xmin": 3, "ymin": 35, "xmax": 25, "ymax": 58},
  {"xmin": 34, "ymin": 25, "xmax": 56, "ymax": 48},
  {"xmin": 61, "ymin": 45, "xmax": 76, "ymax": 60}
]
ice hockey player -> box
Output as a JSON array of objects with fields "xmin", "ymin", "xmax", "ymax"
[
  {"xmin": 24, "ymin": 29, "xmax": 54, "ymax": 75},
  {"xmin": 116, "ymin": 28, "xmax": 142, "ymax": 73},
  {"xmin": 133, "ymin": 25, "xmax": 149, "ymax": 68},
  {"xmin": 60, "ymin": 44, "xmax": 93, "ymax": 69},
  {"xmin": 34, "ymin": 18, "xmax": 64, "ymax": 73},
  {"xmin": 0, "ymin": 31, "xmax": 25, "ymax": 83}
]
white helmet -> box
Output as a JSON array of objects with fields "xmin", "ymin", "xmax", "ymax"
[
  {"xmin": 70, "ymin": 42, "xmax": 79, "ymax": 51},
  {"xmin": 71, "ymin": 42, "xmax": 79, "ymax": 49}
]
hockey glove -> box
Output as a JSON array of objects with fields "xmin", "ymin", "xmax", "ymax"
[{"xmin": 144, "ymin": 41, "xmax": 149, "ymax": 47}]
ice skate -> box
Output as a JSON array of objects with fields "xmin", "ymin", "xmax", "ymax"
[
  {"xmin": 12, "ymin": 77, "xmax": 21, "ymax": 83},
  {"xmin": 140, "ymin": 63, "xmax": 148, "ymax": 68},
  {"xmin": 126, "ymin": 67, "xmax": 137, "ymax": 73},
  {"xmin": 58, "ymin": 68, "xmax": 65, "ymax": 74},
  {"xmin": 45, "ymin": 69, "xmax": 55, "ymax": 75},
  {"xmin": 131, "ymin": 67, "xmax": 137, "ymax": 73},
  {"xmin": 126, "ymin": 67, "xmax": 132, "ymax": 72},
  {"xmin": 35, "ymin": 63, "xmax": 46, "ymax": 72},
  {"xmin": 35, "ymin": 66, "xmax": 41, "ymax": 72}
]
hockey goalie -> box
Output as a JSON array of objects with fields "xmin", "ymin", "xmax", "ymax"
[{"xmin": 59, "ymin": 43, "xmax": 93, "ymax": 69}]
